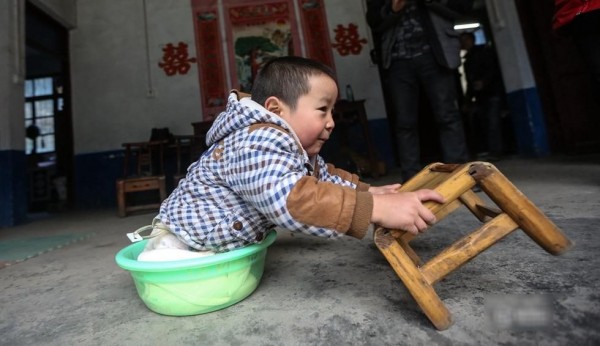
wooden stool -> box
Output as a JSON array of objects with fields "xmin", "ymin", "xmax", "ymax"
[
  {"xmin": 373, "ymin": 162, "xmax": 572, "ymax": 330},
  {"xmin": 116, "ymin": 140, "xmax": 167, "ymax": 217}
]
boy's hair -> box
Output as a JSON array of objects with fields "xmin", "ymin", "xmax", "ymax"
[{"xmin": 251, "ymin": 56, "xmax": 337, "ymax": 111}]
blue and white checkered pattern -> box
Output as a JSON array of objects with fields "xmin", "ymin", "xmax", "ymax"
[{"xmin": 158, "ymin": 93, "xmax": 357, "ymax": 252}]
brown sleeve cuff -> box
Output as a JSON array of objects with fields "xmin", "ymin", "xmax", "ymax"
[{"xmin": 346, "ymin": 191, "xmax": 373, "ymax": 239}]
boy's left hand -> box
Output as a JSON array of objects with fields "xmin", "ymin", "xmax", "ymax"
[{"xmin": 369, "ymin": 183, "xmax": 402, "ymax": 195}]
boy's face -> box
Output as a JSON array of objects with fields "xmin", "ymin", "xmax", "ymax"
[{"xmin": 274, "ymin": 74, "xmax": 338, "ymax": 157}]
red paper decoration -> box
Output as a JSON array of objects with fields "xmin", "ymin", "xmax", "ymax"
[
  {"xmin": 332, "ymin": 23, "xmax": 367, "ymax": 56},
  {"xmin": 158, "ymin": 42, "xmax": 198, "ymax": 76}
]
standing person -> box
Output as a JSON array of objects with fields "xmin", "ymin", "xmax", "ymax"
[
  {"xmin": 367, "ymin": 0, "xmax": 472, "ymax": 182},
  {"xmin": 460, "ymin": 32, "xmax": 504, "ymax": 161},
  {"xmin": 553, "ymin": 0, "xmax": 600, "ymax": 92},
  {"xmin": 139, "ymin": 56, "xmax": 444, "ymax": 258}
]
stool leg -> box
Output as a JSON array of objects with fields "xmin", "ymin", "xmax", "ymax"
[
  {"xmin": 421, "ymin": 165, "xmax": 476, "ymax": 215},
  {"xmin": 471, "ymin": 163, "xmax": 573, "ymax": 255},
  {"xmin": 116, "ymin": 180, "xmax": 126, "ymax": 217},
  {"xmin": 388, "ymin": 229, "xmax": 423, "ymax": 266},
  {"xmin": 400, "ymin": 162, "xmax": 443, "ymax": 191},
  {"xmin": 374, "ymin": 228, "xmax": 453, "ymax": 330},
  {"xmin": 158, "ymin": 176, "xmax": 167, "ymax": 201}
]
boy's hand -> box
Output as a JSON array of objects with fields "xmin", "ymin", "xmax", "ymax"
[
  {"xmin": 371, "ymin": 189, "xmax": 444, "ymax": 235},
  {"xmin": 369, "ymin": 183, "xmax": 402, "ymax": 195}
]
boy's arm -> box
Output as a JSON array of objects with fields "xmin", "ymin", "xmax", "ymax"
[
  {"xmin": 324, "ymin": 162, "xmax": 370, "ymax": 191},
  {"xmin": 287, "ymin": 177, "xmax": 373, "ymax": 239},
  {"xmin": 231, "ymin": 126, "xmax": 372, "ymax": 240}
]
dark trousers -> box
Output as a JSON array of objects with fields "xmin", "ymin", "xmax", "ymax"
[
  {"xmin": 470, "ymin": 95, "xmax": 504, "ymax": 157},
  {"xmin": 388, "ymin": 52, "xmax": 468, "ymax": 181}
]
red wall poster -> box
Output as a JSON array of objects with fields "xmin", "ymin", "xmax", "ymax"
[{"xmin": 191, "ymin": 0, "xmax": 335, "ymax": 120}]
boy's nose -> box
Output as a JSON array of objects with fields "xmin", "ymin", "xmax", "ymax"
[{"xmin": 327, "ymin": 115, "xmax": 335, "ymax": 130}]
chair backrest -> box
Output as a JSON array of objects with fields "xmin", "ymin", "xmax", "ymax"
[
  {"xmin": 173, "ymin": 135, "xmax": 207, "ymax": 175},
  {"xmin": 122, "ymin": 140, "xmax": 167, "ymax": 177}
]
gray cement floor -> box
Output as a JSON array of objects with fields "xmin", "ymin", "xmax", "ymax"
[{"xmin": 1, "ymin": 155, "xmax": 599, "ymax": 345}]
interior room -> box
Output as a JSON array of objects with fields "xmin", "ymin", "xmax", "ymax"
[{"xmin": 1, "ymin": 0, "xmax": 599, "ymax": 344}]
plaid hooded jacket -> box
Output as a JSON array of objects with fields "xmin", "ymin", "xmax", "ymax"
[{"xmin": 157, "ymin": 91, "xmax": 374, "ymax": 252}]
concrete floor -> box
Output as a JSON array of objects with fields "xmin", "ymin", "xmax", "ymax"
[{"xmin": 1, "ymin": 155, "xmax": 599, "ymax": 345}]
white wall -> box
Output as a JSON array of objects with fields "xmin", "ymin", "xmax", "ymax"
[
  {"xmin": 325, "ymin": 0, "xmax": 386, "ymax": 120},
  {"xmin": 1, "ymin": 0, "xmax": 385, "ymax": 154},
  {"xmin": 29, "ymin": 0, "xmax": 77, "ymax": 28},
  {"xmin": 0, "ymin": 0, "xmax": 25, "ymax": 151},
  {"xmin": 70, "ymin": 0, "xmax": 202, "ymax": 154},
  {"xmin": 0, "ymin": 0, "xmax": 77, "ymax": 152},
  {"xmin": 67, "ymin": 0, "xmax": 385, "ymax": 154}
]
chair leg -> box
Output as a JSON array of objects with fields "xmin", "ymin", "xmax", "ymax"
[
  {"xmin": 374, "ymin": 228, "xmax": 453, "ymax": 330},
  {"xmin": 471, "ymin": 163, "xmax": 573, "ymax": 255}
]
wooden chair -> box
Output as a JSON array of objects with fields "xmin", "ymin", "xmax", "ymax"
[
  {"xmin": 172, "ymin": 134, "xmax": 207, "ymax": 185},
  {"xmin": 116, "ymin": 140, "xmax": 168, "ymax": 217},
  {"xmin": 373, "ymin": 161, "xmax": 573, "ymax": 330}
]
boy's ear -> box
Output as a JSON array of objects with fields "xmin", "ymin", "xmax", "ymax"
[{"xmin": 264, "ymin": 96, "xmax": 282, "ymax": 115}]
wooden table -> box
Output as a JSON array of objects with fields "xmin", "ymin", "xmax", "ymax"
[{"xmin": 333, "ymin": 99, "xmax": 384, "ymax": 177}]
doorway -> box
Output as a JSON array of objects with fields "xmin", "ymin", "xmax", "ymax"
[
  {"xmin": 514, "ymin": 0, "xmax": 600, "ymax": 154},
  {"xmin": 25, "ymin": 3, "xmax": 74, "ymax": 212},
  {"xmin": 368, "ymin": 0, "xmax": 515, "ymax": 167}
]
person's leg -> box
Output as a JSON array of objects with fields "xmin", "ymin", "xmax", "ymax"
[
  {"xmin": 388, "ymin": 59, "xmax": 421, "ymax": 181},
  {"xmin": 471, "ymin": 102, "xmax": 487, "ymax": 157},
  {"xmin": 418, "ymin": 52, "xmax": 469, "ymax": 164},
  {"xmin": 485, "ymin": 95, "xmax": 503, "ymax": 159}
]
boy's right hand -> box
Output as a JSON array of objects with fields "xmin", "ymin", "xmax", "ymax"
[{"xmin": 371, "ymin": 189, "xmax": 444, "ymax": 235}]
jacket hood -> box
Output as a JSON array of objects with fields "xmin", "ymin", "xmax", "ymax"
[{"xmin": 206, "ymin": 90, "xmax": 294, "ymax": 147}]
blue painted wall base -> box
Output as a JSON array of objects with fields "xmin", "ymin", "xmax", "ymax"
[
  {"xmin": 0, "ymin": 150, "xmax": 28, "ymax": 228},
  {"xmin": 73, "ymin": 148, "xmax": 185, "ymax": 210},
  {"xmin": 74, "ymin": 150, "xmax": 124, "ymax": 209},
  {"xmin": 506, "ymin": 87, "xmax": 550, "ymax": 157},
  {"xmin": 4, "ymin": 120, "xmax": 398, "ymax": 227}
]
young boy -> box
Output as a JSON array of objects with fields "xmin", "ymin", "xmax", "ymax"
[{"xmin": 147, "ymin": 56, "xmax": 443, "ymax": 255}]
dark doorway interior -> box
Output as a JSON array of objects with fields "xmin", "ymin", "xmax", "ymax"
[
  {"xmin": 369, "ymin": 0, "xmax": 515, "ymax": 168},
  {"xmin": 25, "ymin": 3, "xmax": 73, "ymax": 212},
  {"xmin": 515, "ymin": 0, "xmax": 600, "ymax": 154}
]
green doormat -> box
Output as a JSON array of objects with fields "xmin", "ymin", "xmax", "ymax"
[{"xmin": 0, "ymin": 233, "xmax": 94, "ymax": 268}]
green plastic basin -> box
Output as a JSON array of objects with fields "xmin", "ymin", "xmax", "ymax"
[{"xmin": 115, "ymin": 231, "xmax": 276, "ymax": 316}]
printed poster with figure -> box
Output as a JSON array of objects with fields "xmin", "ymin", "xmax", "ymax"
[{"xmin": 228, "ymin": 2, "xmax": 294, "ymax": 92}]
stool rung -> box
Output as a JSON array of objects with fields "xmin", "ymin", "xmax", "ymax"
[
  {"xmin": 421, "ymin": 213, "xmax": 518, "ymax": 285},
  {"xmin": 459, "ymin": 189, "xmax": 489, "ymax": 221},
  {"xmin": 476, "ymin": 204, "xmax": 503, "ymax": 218}
]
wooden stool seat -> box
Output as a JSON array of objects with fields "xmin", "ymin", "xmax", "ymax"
[
  {"xmin": 116, "ymin": 140, "xmax": 167, "ymax": 217},
  {"xmin": 374, "ymin": 161, "xmax": 573, "ymax": 330},
  {"xmin": 116, "ymin": 176, "xmax": 166, "ymax": 216}
]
